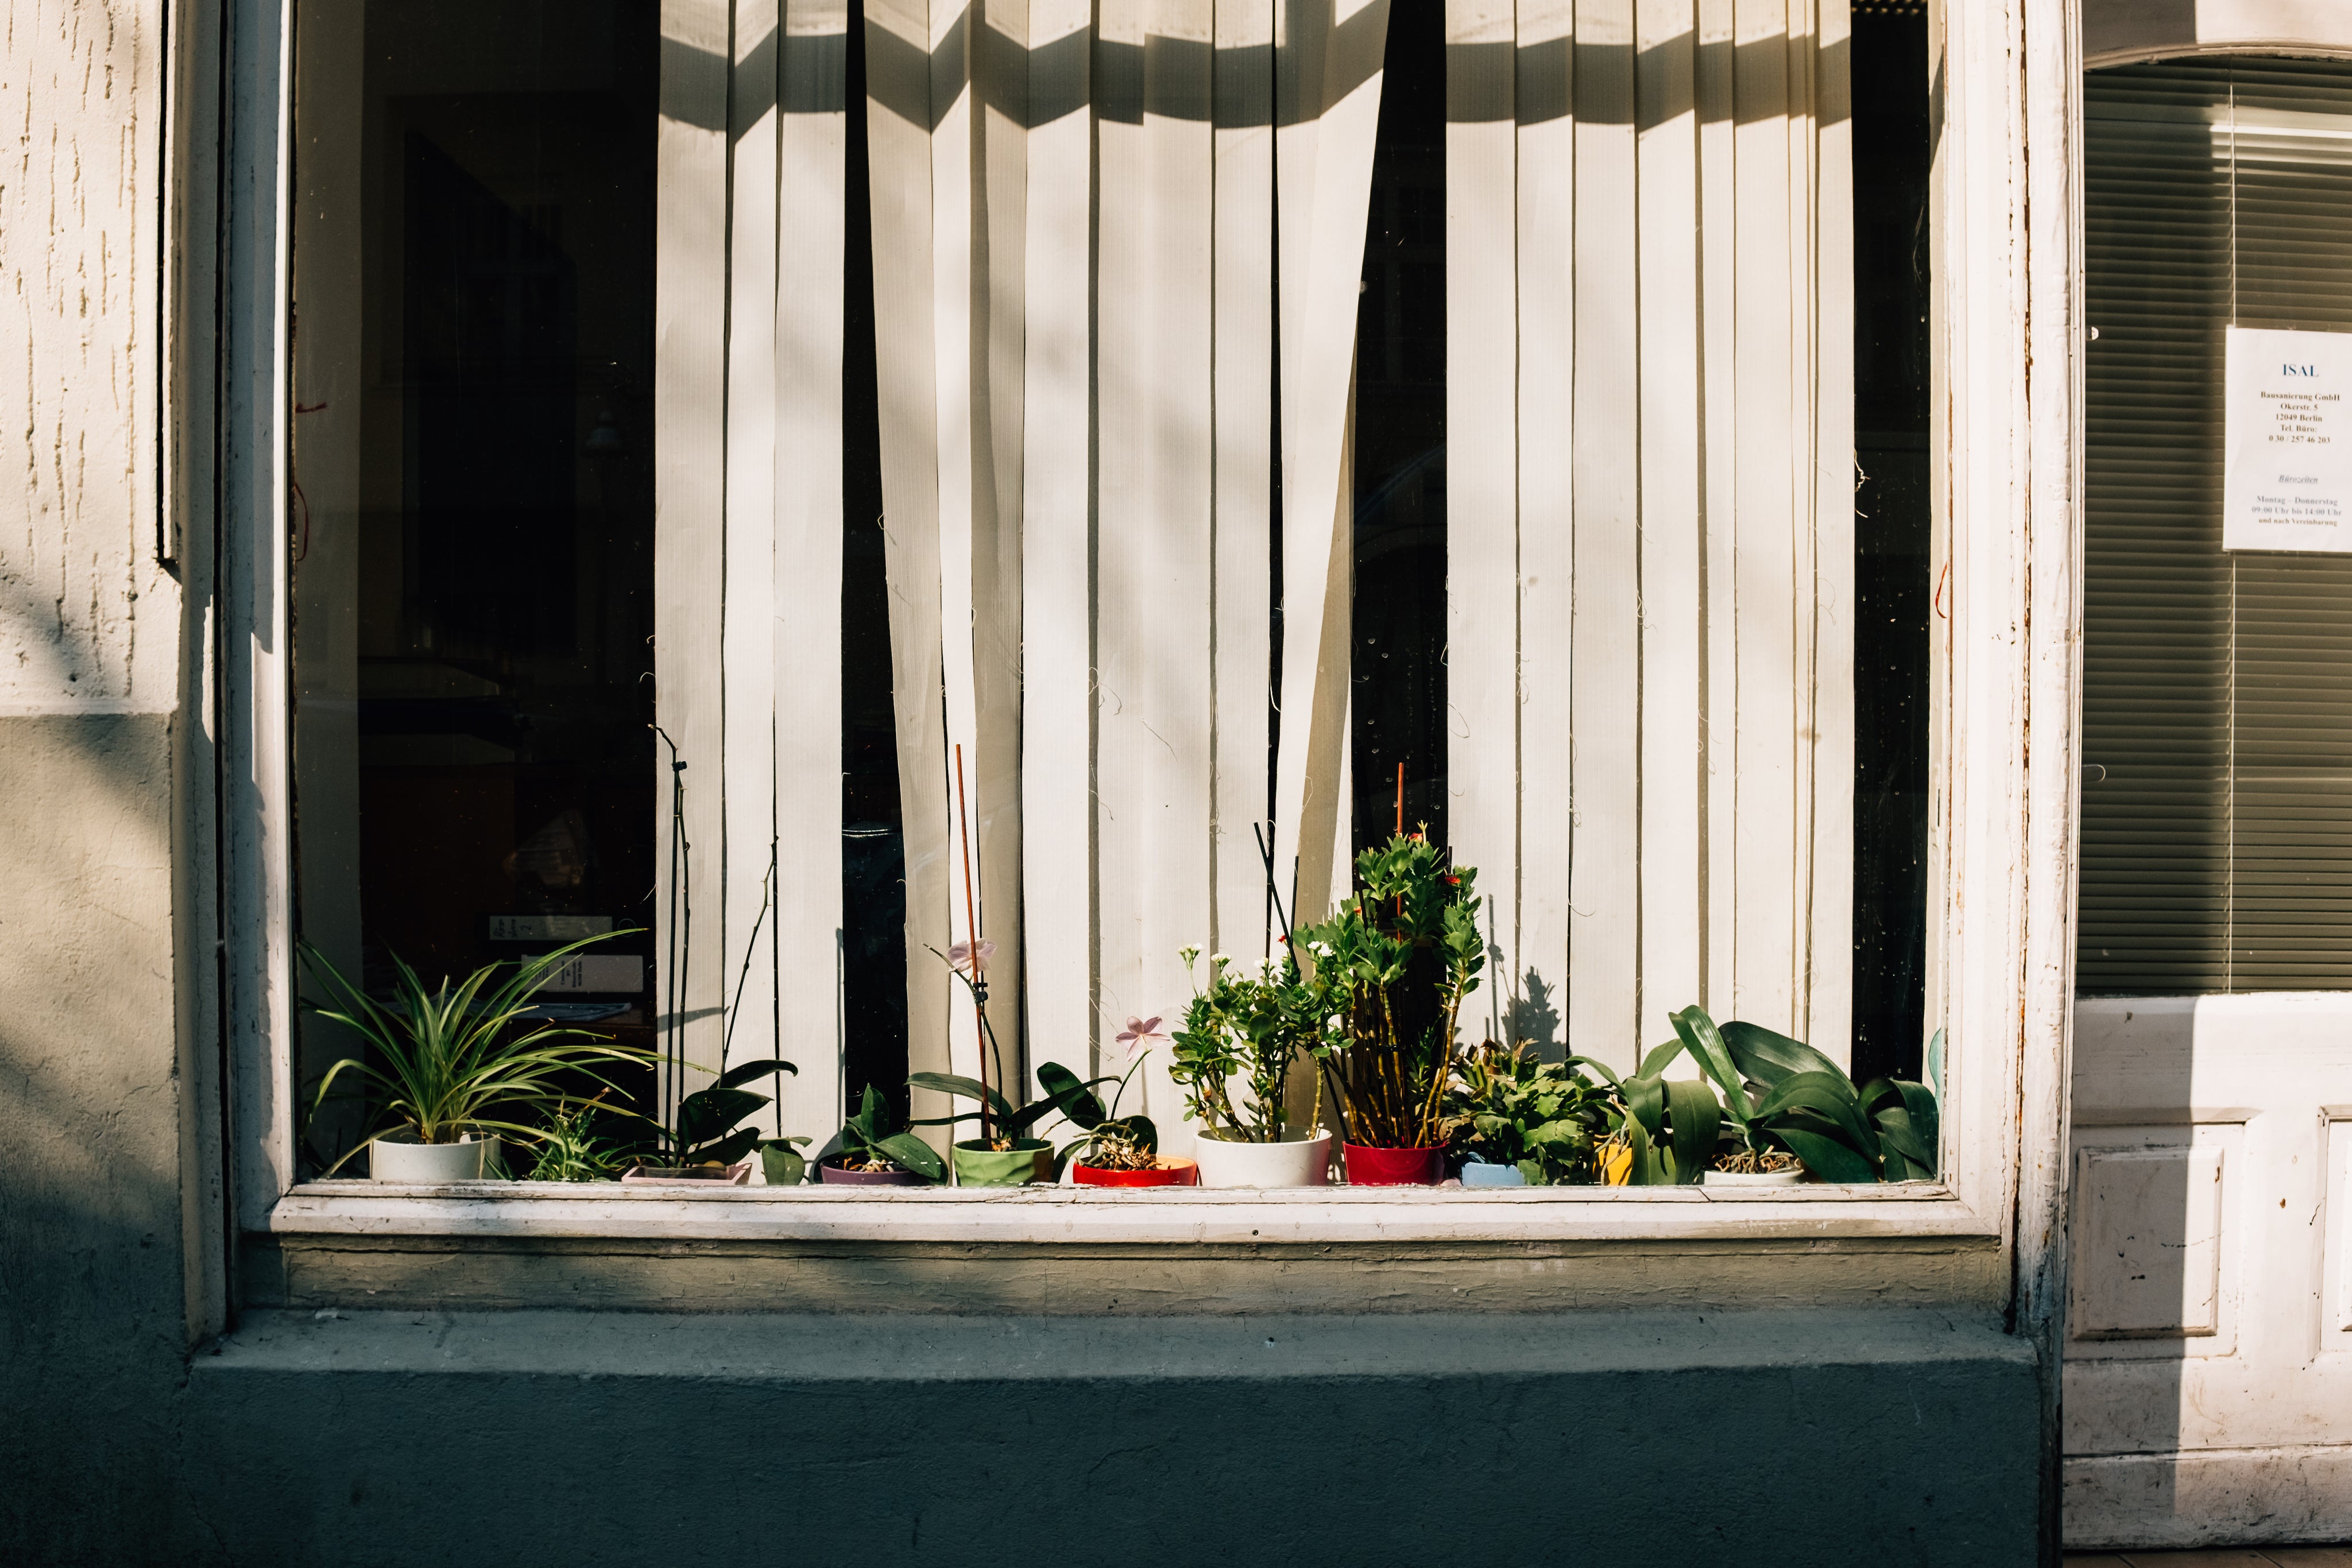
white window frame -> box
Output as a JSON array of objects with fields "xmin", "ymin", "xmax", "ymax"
[{"xmin": 208, "ymin": 0, "xmax": 2080, "ymax": 1273}]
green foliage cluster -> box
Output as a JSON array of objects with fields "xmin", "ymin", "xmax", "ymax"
[
  {"xmin": 1168, "ymin": 950, "xmax": 1334, "ymax": 1144},
  {"xmin": 830, "ymin": 1085, "xmax": 945, "ymax": 1180},
  {"xmin": 1599, "ymin": 1005, "xmax": 1940, "ymax": 1185},
  {"xmin": 1295, "ymin": 833, "xmax": 1485, "ymax": 1149},
  {"xmin": 300, "ymin": 935, "xmax": 656, "ymax": 1175},
  {"xmin": 1438, "ymin": 1042, "xmax": 1619, "ymax": 1184}
]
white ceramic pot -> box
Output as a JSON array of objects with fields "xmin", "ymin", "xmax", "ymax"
[
  {"xmin": 1191, "ymin": 1129, "xmax": 1332, "ymax": 1188},
  {"xmin": 1702, "ymin": 1167, "xmax": 1804, "ymax": 1186},
  {"xmin": 369, "ymin": 1134, "xmax": 493, "ymax": 1182}
]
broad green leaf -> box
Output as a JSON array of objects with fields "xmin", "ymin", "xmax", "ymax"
[
  {"xmin": 1664, "ymin": 1078, "xmax": 1720, "ymax": 1185},
  {"xmin": 678, "ymin": 1086, "xmax": 769, "ymax": 1147},
  {"xmin": 1747, "ymin": 1071, "xmax": 1877, "ymax": 1157},
  {"xmin": 1894, "ymin": 1079, "xmax": 1939, "ymax": 1174},
  {"xmin": 1670, "ymin": 1005, "xmax": 1754, "ymax": 1121},
  {"xmin": 907, "ymin": 1071, "xmax": 1016, "ymax": 1121},
  {"xmin": 1773, "ymin": 1126, "xmax": 1879, "ymax": 1184},
  {"xmin": 717, "ymin": 1058, "xmax": 797, "ymax": 1090},
  {"xmin": 1871, "ymin": 1105, "xmax": 1935, "ymax": 1172},
  {"xmin": 1719, "ymin": 1020, "xmax": 1844, "ymax": 1087},
  {"xmin": 1640, "ymin": 1038, "xmax": 1688, "ymax": 1078},
  {"xmin": 875, "ymin": 1132, "xmax": 945, "ymax": 1180},
  {"xmin": 683, "ymin": 1126, "xmax": 763, "ymax": 1169},
  {"xmin": 1035, "ymin": 1061, "xmax": 1108, "ymax": 1128}
]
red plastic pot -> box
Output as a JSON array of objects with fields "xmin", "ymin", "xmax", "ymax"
[
  {"xmin": 1343, "ymin": 1143, "xmax": 1442, "ymax": 1186},
  {"xmin": 1071, "ymin": 1157, "xmax": 1200, "ymax": 1187}
]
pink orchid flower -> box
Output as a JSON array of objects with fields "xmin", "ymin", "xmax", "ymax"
[
  {"xmin": 949, "ymin": 939, "xmax": 997, "ymax": 976},
  {"xmin": 1116, "ymin": 1015, "xmax": 1171, "ymax": 1055}
]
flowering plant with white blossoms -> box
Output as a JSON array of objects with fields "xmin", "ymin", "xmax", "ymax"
[{"xmin": 1166, "ymin": 944, "xmax": 1340, "ymax": 1144}]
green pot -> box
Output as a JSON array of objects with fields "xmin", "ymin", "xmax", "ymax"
[{"xmin": 952, "ymin": 1138, "xmax": 1051, "ymax": 1186}]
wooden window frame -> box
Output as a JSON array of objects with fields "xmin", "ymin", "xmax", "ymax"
[{"xmin": 202, "ymin": 0, "xmax": 2079, "ymax": 1290}]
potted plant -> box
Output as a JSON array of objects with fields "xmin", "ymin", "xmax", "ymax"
[
  {"xmin": 525, "ymin": 1100, "xmax": 629, "ymax": 1182},
  {"xmin": 1294, "ymin": 832, "xmax": 1486, "ymax": 1185},
  {"xmin": 1604, "ymin": 1005, "xmax": 1939, "ymax": 1184},
  {"xmin": 816, "ymin": 1085, "xmax": 946, "ymax": 1185},
  {"xmin": 1169, "ymin": 946, "xmax": 1334, "ymax": 1186},
  {"xmin": 1058, "ymin": 1038, "xmax": 1197, "ymax": 1187},
  {"xmin": 1438, "ymin": 1040, "xmax": 1618, "ymax": 1186},
  {"xmin": 904, "ymin": 1062, "xmax": 1089, "ymax": 1184},
  {"xmin": 621, "ymin": 1055, "xmax": 797, "ymax": 1184},
  {"xmin": 300, "ymin": 936, "xmax": 653, "ymax": 1182}
]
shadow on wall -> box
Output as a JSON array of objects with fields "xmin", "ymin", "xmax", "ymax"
[{"xmin": 0, "ymin": 710, "xmax": 194, "ymax": 1561}]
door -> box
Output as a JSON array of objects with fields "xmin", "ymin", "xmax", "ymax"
[{"xmin": 2070, "ymin": 57, "xmax": 2352, "ymax": 1551}]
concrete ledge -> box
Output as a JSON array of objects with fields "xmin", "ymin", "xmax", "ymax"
[{"xmin": 184, "ymin": 1307, "xmax": 2040, "ymax": 1565}]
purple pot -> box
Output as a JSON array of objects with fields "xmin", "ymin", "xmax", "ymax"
[{"xmin": 818, "ymin": 1157, "xmax": 930, "ymax": 1186}]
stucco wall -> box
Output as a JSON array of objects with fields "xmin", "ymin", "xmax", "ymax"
[{"xmin": 0, "ymin": 2, "xmax": 186, "ymax": 1560}]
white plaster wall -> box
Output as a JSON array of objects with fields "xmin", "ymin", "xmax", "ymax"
[{"xmin": 0, "ymin": 0, "xmax": 176, "ymax": 716}]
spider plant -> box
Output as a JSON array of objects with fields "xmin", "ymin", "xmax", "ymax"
[
  {"xmin": 527, "ymin": 1102, "xmax": 629, "ymax": 1182},
  {"xmin": 300, "ymin": 935, "xmax": 656, "ymax": 1175}
]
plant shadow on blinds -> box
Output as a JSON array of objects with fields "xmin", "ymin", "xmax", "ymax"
[
  {"xmin": 1851, "ymin": 2, "xmax": 1932, "ymax": 1086},
  {"xmin": 2082, "ymin": 58, "xmax": 2352, "ymax": 994},
  {"xmin": 842, "ymin": 3, "xmax": 912, "ymax": 1121},
  {"xmin": 1352, "ymin": 0, "xmax": 1445, "ymax": 855},
  {"xmin": 288, "ymin": 0, "xmax": 663, "ymax": 1172}
]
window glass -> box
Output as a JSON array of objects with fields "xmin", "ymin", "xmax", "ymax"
[{"xmin": 289, "ymin": 1, "xmax": 661, "ymax": 1161}]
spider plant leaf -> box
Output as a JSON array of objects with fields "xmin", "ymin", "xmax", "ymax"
[
  {"xmin": 1663, "ymin": 1078, "xmax": 1720, "ymax": 1184},
  {"xmin": 1719, "ymin": 1020, "xmax": 1846, "ymax": 1088},
  {"xmin": 875, "ymin": 1132, "xmax": 945, "ymax": 1181},
  {"xmin": 1773, "ymin": 1125, "xmax": 1881, "ymax": 1184},
  {"xmin": 907, "ymin": 1071, "xmax": 1016, "ymax": 1122}
]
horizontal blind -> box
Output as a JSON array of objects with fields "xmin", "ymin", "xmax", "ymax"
[{"xmin": 2082, "ymin": 60, "xmax": 2352, "ymax": 994}]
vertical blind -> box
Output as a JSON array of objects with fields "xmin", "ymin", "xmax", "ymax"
[{"xmin": 2082, "ymin": 59, "xmax": 2352, "ymax": 994}]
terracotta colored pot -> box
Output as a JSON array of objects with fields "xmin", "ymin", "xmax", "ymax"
[
  {"xmin": 620, "ymin": 1162, "xmax": 751, "ymax": 1186},
  {"xmin": 1071, "ymin": 1157, "xmax": 1200, "ymax": 1187},
  {"xmin": 1343, "ymin": 1143, "xmax": 1443, "ymax": 1186},
  {"xmin": 818, "ymin": 1157, "xmax": 930, "ymax": 1186}
]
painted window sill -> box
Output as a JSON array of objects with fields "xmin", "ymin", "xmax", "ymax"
[{"xmin": 273, "ymin": 1178, "xmax": 1987, "ymax": 1245}]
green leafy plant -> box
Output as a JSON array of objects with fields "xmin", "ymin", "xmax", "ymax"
[
  {"xmin": 1438, "ymin": 1041, "xmax": 1619, "ymax": 1184},
  {"xmin": 300, "ymin": 935, "xmax": 655, "ymax": 1175},
  {"xmin": 1169, "ymin": 947, "xmax": 1334, "ymax": 1143},
  {"xmin": 1604, "ymin": 1005, "xmax": 1940, "ymax": 1184},
  {"xmin": 527, "ymin": 1102, "xmax": 629, "ymax": 1182},
  {"xmin": 1293, "ymin": 832, "xmax": 1484, "ymax": 1149},
  {"xmin": 828, "ymin": 1085, "xmax": 946, "ymax": 1180},
  {"xmin": 642, "ymin": 1056, "xmax": 797, "ymax": 1171}
]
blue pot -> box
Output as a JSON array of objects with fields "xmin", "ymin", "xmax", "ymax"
[{"xmin": 1459, "ymin": 1160, "xmax": 1527, "ymax": 1187}]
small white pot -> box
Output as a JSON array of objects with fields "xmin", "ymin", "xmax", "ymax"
[
  {"xmin": 1192, "ymin": 1129, "xmax": 1333, "ymax": 1188},
  {"xmin": 370, "ymin": 1135, "xmax": 494, "ymax": 1182},
  {"xmin": 1702, "ymin": 1166, "xmax": 1804, "ymax": 1187}
]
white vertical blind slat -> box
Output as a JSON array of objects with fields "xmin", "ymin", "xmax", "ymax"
[
  {"xmin": 773, "ymin": 0, "xmax": 851, "ymax": 1143},
  {"xmin": 724, "ymin": 0, "xmax": 784, "ymax": 1136},
  {"xmin": 1446, "ymin": 0, "xmax": 1522, "ymax": 1046}
]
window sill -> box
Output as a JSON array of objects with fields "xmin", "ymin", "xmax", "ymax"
[{"xmin": 273, "ymin": 1178, "xmax": 1987, "ymax": 1245}]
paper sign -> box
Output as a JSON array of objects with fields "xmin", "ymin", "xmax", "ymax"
[{"xmin": 2225, "ymin": 326, "xmax": 2352, "ymax": 551}]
